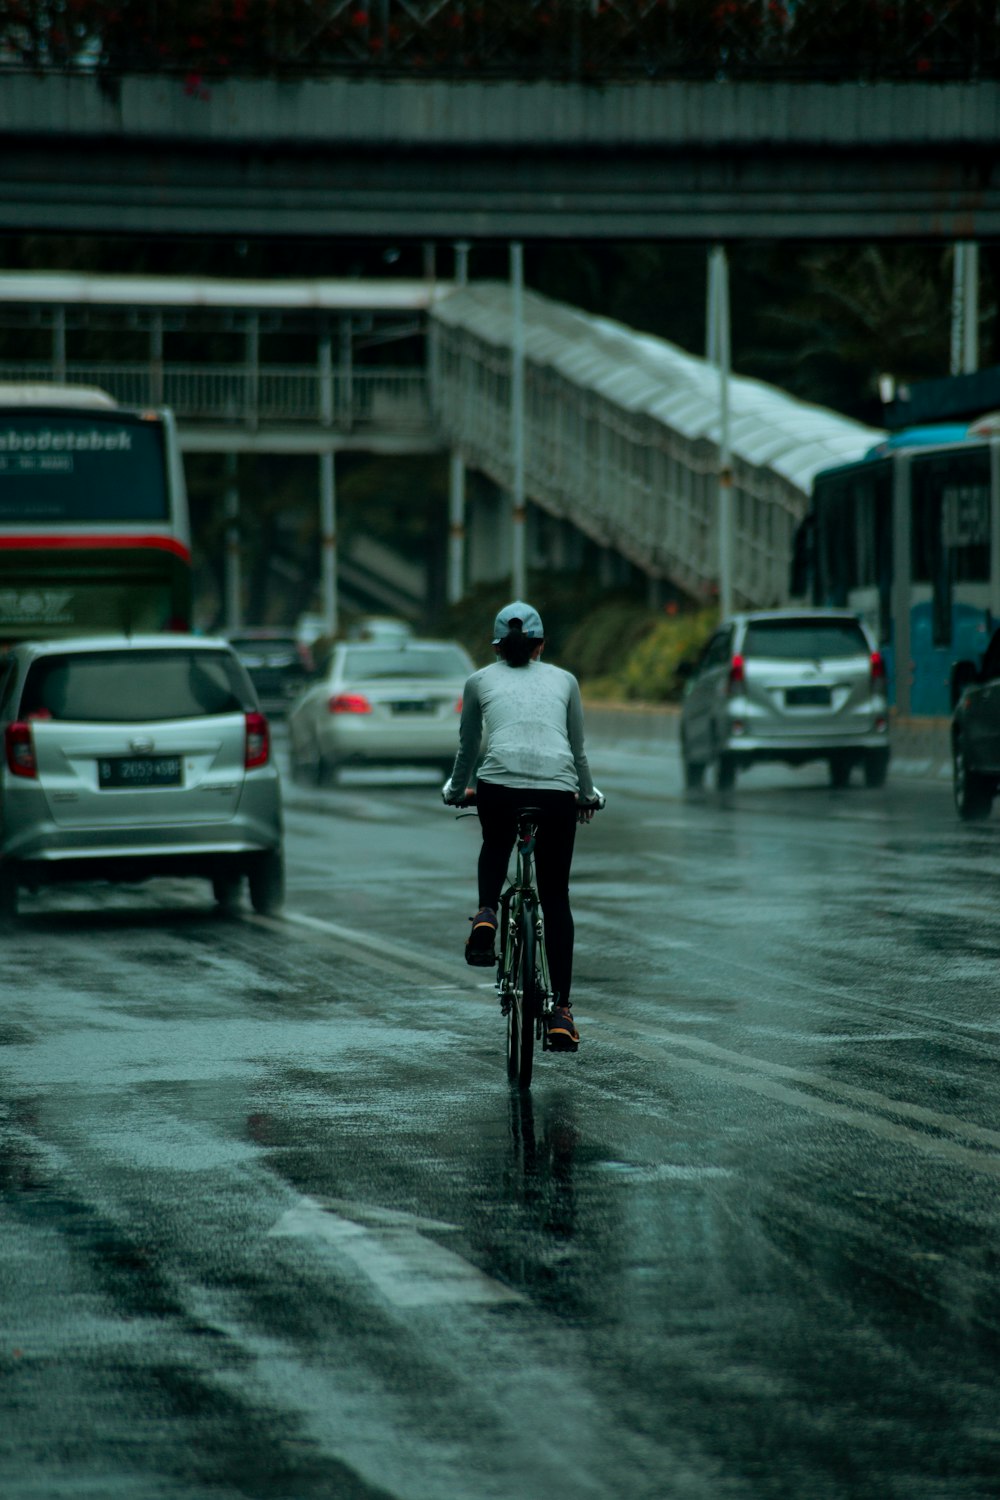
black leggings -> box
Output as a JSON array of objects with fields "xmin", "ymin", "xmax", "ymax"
[{"xmin": 476, "ymin": 779, "xmax": 579, "ymax": 1002}]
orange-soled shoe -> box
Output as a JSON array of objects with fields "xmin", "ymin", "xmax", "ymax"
[
  {"xmin": 465, "ymin": 907, "xmax": 497, "ymax": 967},
  {"xmin": 545, "ymin": 1004, "xmax": 579, "ymax": 1052}
]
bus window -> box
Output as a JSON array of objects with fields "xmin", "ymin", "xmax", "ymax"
[
  {"xmin": 813, "ymin": 460, "xmax": 891, "ymax": 643},
  {"xmin": 0, "ymin": 413, "xmax": 168, "ymax": 522},
  {"xmin": 912, "ymin": 448, "xmax": 990, "ymax": 647},
  {"xmin": 0, "ymin": 391, "xmax": 189, "ymax": 641}
]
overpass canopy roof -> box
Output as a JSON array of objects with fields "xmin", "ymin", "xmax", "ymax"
[
  {"xmin": 0, "ymin": 271, "xmax": 454, "ymax": 312},
  {"xmin": 433, "ymin": 282, "xmax": 883, "ymax": 495}
]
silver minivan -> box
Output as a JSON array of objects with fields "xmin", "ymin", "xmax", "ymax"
[
  {"xmin": 0, "ymin": 635, "xmax": 284, "ymax": 919},
  {"xmin": 679, "ymin": 610, "xmax": 890, "ymax": 790}
]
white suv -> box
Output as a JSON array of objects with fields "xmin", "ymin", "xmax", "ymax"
[
  {"xmin": 0, "ymin": 635, "xmax": 284, "ymax": 919},
  {"xmin": 679, "ymin": 610, "xmax": 890, "ymax": 791}
]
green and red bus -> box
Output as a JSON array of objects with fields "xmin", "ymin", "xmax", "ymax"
[{"xmin": 0, "ymin": 384, "xmax": 191, "ymax": 642}]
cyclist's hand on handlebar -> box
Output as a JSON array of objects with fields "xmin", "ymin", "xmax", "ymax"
[
  {"xmin": 442, "ymin": 779, "xmax": 476, "ymax": 807},
  {"xmin": 576, "ymin": 788, "xmax": 606, "ymax": 824}
]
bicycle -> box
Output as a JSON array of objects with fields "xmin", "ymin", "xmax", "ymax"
[
  {"xmin": 452, "ymin": 790, "xmax": 604, "ymax": 1089},
  {"xmin": 497, "ymin": 805, "xmax": 551, "ymax": 1089}
]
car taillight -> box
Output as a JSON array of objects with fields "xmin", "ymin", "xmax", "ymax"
[
  {"xmin": 328, "ymin": 694, "xmax": 372, "ymax": 714},
  {"xmin": 870, "ymin": 651, "xmax": 887, "ymax": 687},
  {"xmin": 5, "ymin": 722, "xmax": 36, "ymax": 779},
  {"xmin": 245, "ymin": 711, "xmax": 270, "ymax": 769},
  {"xmin": 455, "ymin": 697, "xmax": 463, "ymax": 713},
  {"xmin": 728, "ymin": 655, "xmax": 745, "ymax": 694}
]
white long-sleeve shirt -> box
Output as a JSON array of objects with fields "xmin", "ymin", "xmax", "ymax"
[{"xmin": 448, "ymin": 658, "xmax": 596, "ymax": 798}]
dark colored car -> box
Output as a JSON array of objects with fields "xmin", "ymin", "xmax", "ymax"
[
  {"xmin": 224, "ymin": 629, "xmax": 313, "ymax": 717},
  {"xmin": 951, "ymin": 626, "xmax": 1000, "ymax": 819}
]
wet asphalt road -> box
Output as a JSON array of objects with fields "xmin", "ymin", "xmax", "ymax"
[{"xmin": 2, "ymin": 732, "xmax": 1000, "ymax": 1500}]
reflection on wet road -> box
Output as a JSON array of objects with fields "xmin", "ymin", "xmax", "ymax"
[{"xmin": 2, "ymin": 740, "xmax": 999, "ymax": 1498}]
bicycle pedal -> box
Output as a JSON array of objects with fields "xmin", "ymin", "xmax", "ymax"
[{"xmin": 465, "ymin": 949, "xmax": 497, "ymax": 967}]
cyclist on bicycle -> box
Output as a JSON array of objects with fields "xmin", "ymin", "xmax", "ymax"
[{"xmin": 442, "ymin": 600, "xmax": 604, "ymax": 1052}]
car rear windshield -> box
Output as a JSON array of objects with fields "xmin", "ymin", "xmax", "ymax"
[
  {"xmin": 343, "ymin": 647, "xmax": 469, "ymax": 680},
  {"xmin": 230, "ymin": 637, "xmax": 301, "ymax": 662},
  {"xmin": 743, "ymin": 619, "xmax": 870, "ymax": 661},
  {"xmin": 19, "ymin": 649, "xmax": 255, "ymax": 722},
  {"xmin": 230, "ymin": 635, "xmax": 297, "ymax": 651}
]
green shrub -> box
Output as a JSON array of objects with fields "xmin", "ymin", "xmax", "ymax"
[
  {"xmin": 618, "ymin": 609, "xmax": 717, "ymax": 702},
  {"xmin": 433, "ymin": 578, "xmax": 659, "ymax": 673},
  {"xmin": 433, "ymin": 576, "xmax": 716, "ymax": 704},
  {"xmin": 559, "ymin": 599, "xmax": 660, "ymax": 682}
]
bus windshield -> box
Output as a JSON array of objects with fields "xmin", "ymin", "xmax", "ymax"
[
  {"xmin": 0, "ymin": 412, "xmax": 168, "ymax": 522},
  {"xmin": 0, "ymin": 389, "xmax": 190, "ymax": 640}
]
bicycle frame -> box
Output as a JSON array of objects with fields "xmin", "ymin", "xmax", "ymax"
[{"xmin": 496, "ymin": 809, "xmax": 552, "ymax": 1088}]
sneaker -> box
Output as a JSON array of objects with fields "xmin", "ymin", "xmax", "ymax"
[
  {"xmin": 465, "ymin": 907, "xmax": 497, "ymax": 966},
  {"xmin": 545, "ymin": 1004, "xmax": 579, "ymax": 1052}
]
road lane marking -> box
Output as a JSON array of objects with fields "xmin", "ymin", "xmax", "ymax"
[
  {"xmin": 598, "ymin": 1162, "xmax": 733, "ymax": 1182},
  {"xmin": 594, "ymin": 1022, "xmax": 1000, "ymax": 1180},
  {"xmin": 268, "ymin": 1195, "xmax": 523, "ymax": 1307},
  {"xmin": 277, "ymin": 910, "xmax": 480, "ymax": 990},
  {"xmin": 264, "ymin": 910, "xmax": 1000, "ymax": 1177}
]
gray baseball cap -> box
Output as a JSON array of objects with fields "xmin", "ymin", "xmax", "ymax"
[{"xmin": 492, "ymin": 600, "xmax": 544, "ymax": 644}]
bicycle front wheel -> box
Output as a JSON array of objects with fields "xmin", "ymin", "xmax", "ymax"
[{"xmin": 507, "ymin": 903, "xmax": 538, "ymax": 1089}]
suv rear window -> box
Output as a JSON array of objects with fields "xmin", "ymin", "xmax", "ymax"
[
  {"xmin": 743, "ymin": 619, "xmax": 869, "ymax": 661},
  {"xmin": 19, "ymin": 649, "xmax": 255, "ymax": 722}
]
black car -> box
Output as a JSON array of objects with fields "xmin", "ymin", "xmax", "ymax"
[
  {"xmin": 952, "ymin": 626, "xmax": 1000, "ymax": 819},
  {"xmin": 224, "ymin": 629, "xmax": 313, "ymax": 717}
]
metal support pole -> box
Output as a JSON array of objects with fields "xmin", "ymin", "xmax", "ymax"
[
  {"xmin": 510, "ymin": 242, "xmax": 527, "ymax": 600},
  {"xmin": 150, "ymin": 312, "xmax": 164, "ymax": 407},
  {"xmin": 950, "ymin": 245, "xmax": 965, "ymax": 376},
  {"xmin": 53, "ymin": 306, "xmax": 66, "ymax": 382},
  {"xmin": 320, "ymin": 450, "xmax": 338, "ymax": 639},
  {"xmin": 951, "ymin": 242, "xmax": 980, "ymax": 376},
  {"xmin": 891, "ymin": 452, "xmax": 912, "ymax": 718},
  {"xmin": 245, "ymin": 313, "xmax": 259, "ymax": 429},
  {"xmin": 448, "ymin": 450, "xmax": 466, "ymax": 605},
  {"xmin": 454, "ymin": 241, "xmax": 470, "ymax": 286},
  {"xmin": 318, "ymin": 325, "xmax": 333, "ymax": 427},
  {"xmin": 990, "ymin": 439, "xmax": 1000, "ymax": 628},
  {"xmin": 339, "ymin": 316, "xmax": 353, "ymax": 431},
  {"xmin": 705, "ymin": 260, "xmax": 718, "ymax": 377},
  {"xmin": 963, "ymin": 242, "xmax": 979, "ymax": 375},
  {"xmin": 224, "ymin": 452, "xmax": 242, "ymax": 633},
  {"xmin": 709, "ymin": 246, "xmax": 733, "ymax": 619}
]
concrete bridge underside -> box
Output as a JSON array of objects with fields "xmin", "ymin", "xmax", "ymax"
[{"xmin": 3, "ymin": 76, "xmax": 1000, "ymax": 240}]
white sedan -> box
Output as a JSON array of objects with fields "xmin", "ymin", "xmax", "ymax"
[{"xmin": 287, "ymin": 639, "xmax": 475, "ymax": 784}]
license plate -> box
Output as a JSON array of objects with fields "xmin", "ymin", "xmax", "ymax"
[
  {"xmin": 785, "ymin": 686, "xmax": 832, "ymax": 707},
  {"xmin": 98, "ymin": 756, "xmax": 183, "ymax": 788},
  {"xmin": 391, "ymin": 700, "xmax": 434, "ymax": 715}
]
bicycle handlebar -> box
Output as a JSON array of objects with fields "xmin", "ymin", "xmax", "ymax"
[{"xmin": 443, "ymin": 781, "xmax": 606, "ymax": 816}]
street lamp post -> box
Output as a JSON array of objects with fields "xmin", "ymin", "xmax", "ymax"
[
  {"xmin": 510, "ymin": 241, "xmax": 527, "ymax": 600},
  {"xmin": 708, "ymin": 245, "xmax": 733, "ymax": 619}
]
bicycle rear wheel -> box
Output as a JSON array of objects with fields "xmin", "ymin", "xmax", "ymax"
[{"xmin": 507, "ymin": 903, "xmax": 538, "ymax": 1089}]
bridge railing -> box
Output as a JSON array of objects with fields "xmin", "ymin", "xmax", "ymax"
[
  {"xmin": 3, "ymin": 1, "xmax": 996, "ymax": 80},
  {"xmin": 0, "ymin": 363, "xmax": 433, "ymax": 433},
  {"xmin": 432, "ymin": 300, "xmax": 829, "ymax": 610}
]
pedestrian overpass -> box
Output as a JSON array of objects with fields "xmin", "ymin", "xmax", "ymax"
[{"xmin": 0, "ymin": 271, "xmax": 881, "ymax": 624}]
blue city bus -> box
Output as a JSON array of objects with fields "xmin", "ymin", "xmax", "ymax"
[{"xmin": 794, "ymin": 422, "xmax": 1000, "ymax": 716}]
